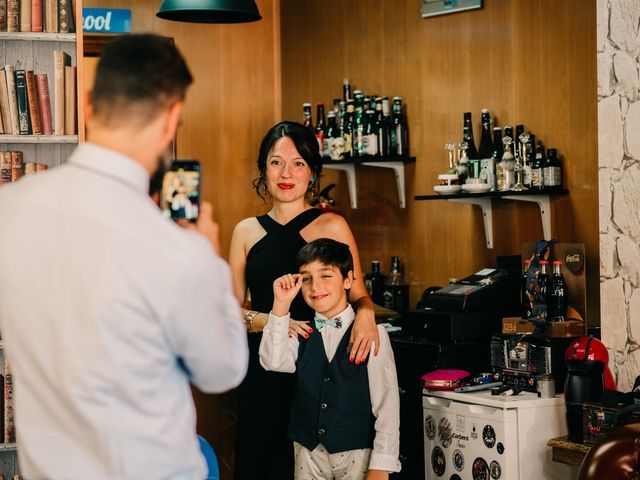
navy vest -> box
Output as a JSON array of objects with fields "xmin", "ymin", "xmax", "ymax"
[{"xmin": 287, "ymin": 322, "xmax": 375, "ymax": 454}]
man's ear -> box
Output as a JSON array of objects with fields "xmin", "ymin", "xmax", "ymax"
[
  {"xmin": 163, "ymin": 100, "xmax": 183, "ymax": 145},
  {"xmin": 343, "ymin": 270, "xmax": 354, "ymax": 290}
]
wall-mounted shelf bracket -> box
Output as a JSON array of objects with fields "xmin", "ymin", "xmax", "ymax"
[
  {"xmin": 448, "ymin": 197, "xmax": 494, "ymax": 248},
  {"xmin": 502, "ymin": 194, "xmax": 552, "ymax": 241},
  {"xmin": 360, "ymin": 161, "xmax": 407, "ymax": 208},
  {"xmin": 322, "ymin": 163, "xmax": 358, "ymax": 208}
]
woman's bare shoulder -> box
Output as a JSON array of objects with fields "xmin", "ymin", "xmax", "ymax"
[{"xmin": 308, "ymin": 211, "xmax": 352, "ymax": 239}]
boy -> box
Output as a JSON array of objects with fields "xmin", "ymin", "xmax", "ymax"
[{"xmin": 259, "ymin": 238, "xmax": 401, "ymax": 480}]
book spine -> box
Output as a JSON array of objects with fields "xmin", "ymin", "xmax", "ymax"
[
  {"xmin": 6, "ymin": 0, "xmax": 17, "ymax": 32},
  {"xmin": 0, "ymin": 0, "xmax": 7, "ymax": 32},
  {"xmin": 53, "ymin": 51, "xmax": 67, "ymax": 135},
  {"xmin": 0, "ymin": 152, "xmax": 10, "ymax": 185},
  {"xmin": 4, "ymin": 65, "xmax": 20, "ymax": 135},
  {"xmin": 25, "ymin": 71, "xmax": 42, "ymax": 135},
  {"xmin": 0, "ymin": 109, "xmax": 4, "ymax": 134},
  {"xmin": 3, "ymin": 356, "xmax": 14, "ymax": 444},
  {"xmin": 35, "ymin": 73, "xmax": 53, "ymax": 135},
  {"xmin": 0, "ymin": 69, "xmax": 12, "ymax": 133},
  {"xmin": 10, "ymin": 151, "xmax": 24, "ymax": 182},
  {"xmin": 31, "ymin": 0, "xmax": 43, "ymax": 32},
  {"xmin": 45, "ymin": 0, "xmax": 57, "ymax": 32},
  {"xmin": 35, "ymin": 163, "xmax": 47, "ymax": 172},
  {"xmin": 20, "ymin": 0, "xmax": 32, "ymax": 32},
  {"xmin": 24, "ymin": 162, "xmax": 36, "ymax": 175},
  {"xmin": 64, "ymin": 65, "xmax": 75, "ymax": 135},
  {"xmin": 15, "ymin": 70, "xmax": 31, "ymax": 135},
  {"xmin": 57, "ymin": 0, "xmax": 68, "ymax": 33}
]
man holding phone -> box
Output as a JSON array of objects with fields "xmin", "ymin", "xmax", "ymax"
[{"xmin": 0, "ymin": 35, "xmax": 248, "ymax": 480}]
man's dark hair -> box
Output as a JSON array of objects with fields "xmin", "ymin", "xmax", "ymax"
[
  {"xmin": 253, "ymin": 121, "xmax": 323, "ymax": 200},
  {"xmin": 296, "ymin": 238, "xmax": 353, "ymax": 279},
  {"xmin": 92, "ymin": 34, "xmax": 193, "ymax": 125}
]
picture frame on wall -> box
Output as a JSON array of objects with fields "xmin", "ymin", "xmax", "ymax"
[{"xmin": 421, "ymin": 0, "xmax": 482, "ymax": 18}]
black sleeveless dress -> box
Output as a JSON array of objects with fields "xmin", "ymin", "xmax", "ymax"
[{"xmin": 234, "ymin": 208, "xmax": 325, "ymax": 480}]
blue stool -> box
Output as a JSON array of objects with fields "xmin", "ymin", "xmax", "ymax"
[{"xmin": 197, "ymin": 435, "xmax": 220, "ymax": 480}]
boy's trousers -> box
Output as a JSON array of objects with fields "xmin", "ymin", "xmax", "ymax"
[{"xmin": 293, "ymin": 441, "xmax": 372, "ymax": 480}]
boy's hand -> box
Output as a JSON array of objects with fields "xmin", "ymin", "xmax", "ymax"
[
  {"xmin": 272, "ymin": 274, "xmax": 303, "ymax": 317},
  {"xmin": 365, "ymin": 470, "xmax": 388, "ymax": 480}
]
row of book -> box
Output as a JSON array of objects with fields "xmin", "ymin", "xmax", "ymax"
[
  {"xmin": 1, "ymin": 353, "xmax": 15, "ymax": 446},
  {"xmin": 0, "ymin": 0, "xmax": 74, "ymax": 33},
  {"xmin": 0, "ymin": 50, "xmax": 76, "ymax": 135},
  {"xmin": 0, "ymin": 150, "xmax": 48, "ymax": 185}
]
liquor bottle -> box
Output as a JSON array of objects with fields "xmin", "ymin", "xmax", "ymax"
[
  {"xmin": 531, "ymin": 143, "xmax": 545, "ymax": 190},
  {"xmin": 492, "ymin": 127, "xmax": 504, "ymax": 161},
  {"xmin": 302, "ymin": 103, "xmax": 313, "ymax": 130},
  {"xmin": 353, "ymin": 91, "xmax": 365, "ymax": 156},
  {"xmin": 543, "ymin": 148, "xmax": 563, "ymax": 190},
  {"xmin": 538, "ymin": 260, "xmax": 550, "ymax": 317},
  {"xmin": 381, "ymin": 96, "xmax": 392, "ymax": 156},
  {"xmin": 365, "ymin": 260, "xmax": 387, "ymax": 305},
  {"xmin": 504, "ymin": 125, "xmax": 514, "ymax": 143},
  {"xmin": 343, "ymin": 100, "xmax": 355, "ymax": 158},
  {"xmin": 522, "ymin": 133, "xmax": 535, "ymax": 188},
  {"xmin": 375, "ymin": 97, "xmax": 389, "ymax": 156},
  {"xmin": 458, "ymin": 142, "xmax": 469, "ymax": 183},
  {"xmin": 324, "ymin": 111, "xmax": 344, "ymax": 160},
  {"xmin": 548, "ymin": 261, "xmax": 569, "ymax": 322},
  {"xmin": 343, "ymin": 78, "xmax": 352, "ymax": 102},
  {"xmin": 497, "ymin": 135, "xmax": 515, "ymax": 191},
  {"xmin": 463, "ymin": 112, "xmax": 479, "ymax": 178},
  {"xmin": 390, "ymin": 96, "xmax": 408, "ymax": 156},
  {"xmin": 363, "ymin": 110, "xmax": 378, "ymax": 156},
  {"xmin": 478, "ymin": 108, "xmax": 493, "ymax": 159},
  {"xmin": 383, "ymin": 256, "xmax": 409, "ymax": 311},
  {"xmin": 521, "ymin": 259, "xmax": 532, "ymax": 318},
  {"xmin": 315, "ymin": 103, "xmax": 326, "ymax": 156}
]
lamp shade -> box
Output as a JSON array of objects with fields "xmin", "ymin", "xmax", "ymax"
[{"xmin": 156, "ymin": 0, "xmax": 261, "ymax": 23}]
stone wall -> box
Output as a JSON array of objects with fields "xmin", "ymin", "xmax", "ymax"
[{"xmin": 598, "ymin": 0, "xmax": 640, "ymax": 391}]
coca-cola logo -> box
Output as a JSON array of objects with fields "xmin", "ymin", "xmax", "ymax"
[
  {"xmin": 565, "ymin": 249, "xmax": 584, "ymax": 274},
  {"xmin": 587, "ymin": 422, "xmax": 601, "ymax": 434}
]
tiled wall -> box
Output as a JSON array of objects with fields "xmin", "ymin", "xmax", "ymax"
[{"xmin": 598, "ymin": 0, "xmax": 640, "ymax": 391}]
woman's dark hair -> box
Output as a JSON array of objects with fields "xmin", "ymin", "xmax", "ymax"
[
  {"xmin": 296, "ymin": 238, "xmax": 353, "ymax": 279},
  {"xmin": 253, "ymin": 121, "xmax": 323, "ymax": 200}
]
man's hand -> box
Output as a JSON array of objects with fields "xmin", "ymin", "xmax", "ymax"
[
  {"xmin": 177, "ymin": 201, "xmax": 220, "ymax": 255},
  {"xmin": 272, "ymin": 274, "xmax": 302, "ymax": 317},
  {"xmin": 365, "ymin": 469, "xmax": 388, "ymax": 480}
]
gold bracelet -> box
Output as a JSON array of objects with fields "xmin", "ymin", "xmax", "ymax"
[{"xmin": 243, "ymin": 310, "xmax": 259, "ymax": 333}]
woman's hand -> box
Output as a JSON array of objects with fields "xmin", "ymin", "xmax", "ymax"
[
  {"xmin": 288, "ymin": 320, "xmax": 313, "ymax": 339},
  {"xmin": 349, "ymin": 305, "xmax": 379, "ymax": 364}
]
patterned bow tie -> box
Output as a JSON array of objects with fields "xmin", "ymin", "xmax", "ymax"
[{"xmin": 314, "ymin": 315, "xmax": 343, "ymax": 330}]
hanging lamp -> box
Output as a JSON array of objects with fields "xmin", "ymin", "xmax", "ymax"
[{"xmin": 156, "ymin": 0, "xmax": 261, "ymax": 23}]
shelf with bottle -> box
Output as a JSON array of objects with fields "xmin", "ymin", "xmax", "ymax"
[{"xmin": 323, "ymin": 155, "xmax": 415, "ymax": 209}]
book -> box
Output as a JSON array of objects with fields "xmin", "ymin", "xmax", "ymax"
[
  {"xmin": 35, "ymin": 73, "xmax": 53, "ymax": 135},
  {"xmin": 35, "ymin": 163, "xmax": 47, "ymax": 172},
  {"xmin": 45, "ymin": 0, "xmax": 57, "ymax": 32},
  {"xmin": 15, "ymin": 69, "xmax": 31, "ymax": 135},
  {"xmin": 0, "ymin": 70, "xmax": 12, "ymax": 134},
  {"xmin": 0, "ymin": 0, "xmax": 7, "ymax": 32},
  {"xmin": 11, "ymin": 151, "xmax": 24, "ymax": 181},
  {"xmin": 53, "ymin": 51, "xmax": 70, "ymax": 135},
  {"xmin": 4, "ymin": 65, "xmax": 20, "ymax": 135},
  {"xmin": 24, "ymin": 162, "xmax": 36, "ymax": 175},
  {"xmin": 25, "ymin": 70, "xmax": 42, "ymax": 135},
  {"xmin": 20, "ymin": 0, "xmax": 32, "ymax": 32},
  {"xmin": 64, "ymin": 65, "xmax": 76, "ymax": 135},
  {"xmin": 3, "ymin": 356, "xmax": 14, "ymax": 444},
  {"xmin": 32, "ymin": 0, "xmax": 43, "ymax": 32},
  {"xmin": 0, "ymin": 152, "xmax": 11, "ymax": 185},
  {"xmin": 58, "ymin": 0, "xmax": 69, "ymax": 33},
  {"xmin": 6, "ymin": 0, "xmax": 17, "ymax": 32},
  {"xmin": 0, "ymin": 109, "xmax": 3, "ymax": 134}
]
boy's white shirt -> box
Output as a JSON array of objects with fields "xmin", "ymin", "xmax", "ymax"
[{"xmin": 259, "ymin": 304, "xmax": 401, "ymax": 473}]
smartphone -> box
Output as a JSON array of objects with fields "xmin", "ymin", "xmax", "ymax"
[{"xmin": 161, "ymin": 160, "xmax": 200, "ymax": 222}]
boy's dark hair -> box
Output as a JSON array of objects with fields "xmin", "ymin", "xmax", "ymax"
[
  {"xmin": 92, "ymin": 34, "xmax": 193, "ymax": 125},
  {"xmin": 296, "ymin": 238, "xmax": 353, "ymax": 278},
  {"xmin": 253, "ymin": 121, "xmax": 323, "ymax": 200}
]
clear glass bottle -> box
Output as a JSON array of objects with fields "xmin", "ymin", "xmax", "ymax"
[{"xmin": 549, "ymin": 261, "xmax": 569, "ymax": 321}]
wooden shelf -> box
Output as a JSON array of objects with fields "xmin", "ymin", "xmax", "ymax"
[
  {"xmin": 414, "ymin": 188, "xmax": 569, "ymax": 249},
  {"xmin": 0, "ymin": 32, "xmax": 76, "ymax": 42},
  {"xmin": 0, "ymin": 135, "xmax": 79, "ymax": 144},
  {"xmin": 323, "ymin": 156, "xmax": 415, "ymax": 208}
]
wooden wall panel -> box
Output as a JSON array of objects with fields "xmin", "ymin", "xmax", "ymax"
[
  {"xmin": 81, "ymin": 2, "xmax": 280, "ymax": 478},
  {"xmin": 280, "ymin": 0, "xmax": 599, "ymax": 323}
]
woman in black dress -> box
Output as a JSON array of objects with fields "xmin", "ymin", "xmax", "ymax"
[{"xmin": 229, "ymin": 121, "xmax": 379, "ymax": 480}]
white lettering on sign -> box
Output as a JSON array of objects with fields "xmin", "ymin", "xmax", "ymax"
[{"xmin": 83, "ymin": 11, "xmax": 112, "ymax": 32}]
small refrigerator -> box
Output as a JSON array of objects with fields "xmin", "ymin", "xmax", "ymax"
[{"xmin": 422, "ymin": 389, "xmax": 577, "ymax": 480}]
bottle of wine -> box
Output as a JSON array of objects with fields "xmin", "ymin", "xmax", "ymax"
[
  {"xmin": 375, "ymin": 97, "xmax": 389, "ymax": 157},
  {"xmin": 463, "ymin": 112, "xmax": 479, "ymax": 178},
  {"xmin": 478, "ymin": 108, "xmax": 493, "ymax": 160},
  {"xmin": 343, "ymin": 100, "xmax": 355, "ymax": 158},
  {"xmin": 315, "ymin": 103, "xmax": 326, "ymax": 157},
  {"xmin": 543, "ymin": 148, "xmax": 563, "ymax": 190},
  {"xmin": 302, "ymin": 103, "xmax": 313, "ymax": 130},
  {"xmin": 390, "ymin": 97, "xmax": 408, "ymax": 156},
  {"xmin": 531, "ymin": 143, "xmax": 545, "ymax": 190},
  {"xmin": 353, "ymin": 91, "xmax": 365, "ymax": 157},
  {"xmin": 324, "ymin": 111, "xmax": 343, "ymax": 160},
  {"xmin": 343, "ymin": 78, "xmax": 352, "ymax": 102},
  {"xmin": 363, "ymin": 109, "xmax": 378, "ymax": 156}
]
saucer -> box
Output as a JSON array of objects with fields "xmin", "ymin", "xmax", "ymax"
[
  {"xmin": 461, "ymin": 183, "xmax": 492, "ymax": 193},
  {"xmin": 434, "ymin": 185, "xmax": 462, "ymax": 195}
]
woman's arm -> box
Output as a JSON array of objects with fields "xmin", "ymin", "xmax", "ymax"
[{"xmin": 318, "ymin": 213, "xmax": 379, "ymax": 362}]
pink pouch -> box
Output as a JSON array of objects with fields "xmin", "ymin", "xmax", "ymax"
[{"xmin": 421, "ymin": 369, "xmax": 470, "ymax": 391}]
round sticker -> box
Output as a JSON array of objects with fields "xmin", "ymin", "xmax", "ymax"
[
  {"xmin": 482, "ymin": 425, "xmax": 496, "ymax": 449},
  {"xmin": 432, "ymin": 446, "xmax": 446, "ymax": 477},
  {"xmin": 490, "ymin": 460, "xmax": 502, "ymax": 479},
  {"xmin": 453, "ymin": 449, "xmax": 465, "ymax": 471},
  {"xmin": 438, "ymin": 417, "xmax": 453, "ymax": 448},
  {"xmin": 450, "ymin": 475, "xmax": 462, "ymax": 480},
  {"xmin": 496, "ymin": 442, "xmax": 504, "ymax": 455},
  {"xmin": 472, "ymin": 457, "xmax": 490, "ymax": 480},
  {"xmin": 425, "ymin": 415, "xmax": 436, "ymax": 440}
]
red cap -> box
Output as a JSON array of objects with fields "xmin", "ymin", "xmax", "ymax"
[
  {"xmin": 553, "ymin": 260, "xmax": 562, "ymax": 265},
  {"xmin": 540, "ymin": 260, "xmax": 549, "ymax": 264}
]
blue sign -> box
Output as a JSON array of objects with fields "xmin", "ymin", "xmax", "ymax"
[{"xmin": 82, "ymin": 8, "xmax": 131, "ymax": 33}]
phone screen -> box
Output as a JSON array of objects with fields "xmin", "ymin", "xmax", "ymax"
[{"xmin": 161, "ymin": 160, "xmax": 200, "ymax": 222}]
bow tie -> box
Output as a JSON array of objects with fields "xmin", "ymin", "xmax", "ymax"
[{"xmin": 314, "ymin": 315, "xmax": 343, "ymax": 330}]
